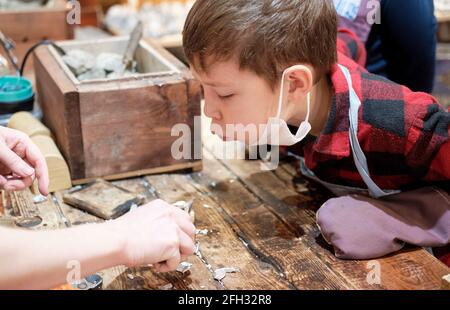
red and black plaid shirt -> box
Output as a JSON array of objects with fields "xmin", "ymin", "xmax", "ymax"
[{"xmin": 289, "ymin": 29, "xmax": 450, "ymax": 191}]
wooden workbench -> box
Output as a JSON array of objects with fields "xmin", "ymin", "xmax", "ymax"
[
  {"xmin": 1, "ymin": 27, "xmax": 448, "ymax": 291},
  {"xmin": 1, "ymin": 128, "xmax": 449, "ymax": 290}
]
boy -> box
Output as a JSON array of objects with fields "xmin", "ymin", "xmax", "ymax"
[{"xmin": 182, "ymin": 0, "xmax": 450, "ymax": 261}]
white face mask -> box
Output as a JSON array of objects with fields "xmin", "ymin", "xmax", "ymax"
[{"xmin": 251, "ymin": 65, "xmax": 312, "ymax": 146}]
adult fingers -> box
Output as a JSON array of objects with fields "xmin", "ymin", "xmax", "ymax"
[
  {"xmin": 170, "ymin": 204, "xmax": 194, "ymax": 223},
  {"xmin": 173, "ymin": 214, "xmax": 196, "ymax": 240},
  {"xmin": 0, "ymin": 175, "xmax": 7, "ymax": 188},
  {"xmin": 23, "ymin": 141, "xmax": 49, "ymax": 196},
  {"xmin": 178, "ymin": 228, "xmax": 195, "ymax": 257},
  {"xmin": 0, "ymin": 142, "xmax": 34, "ymax": 178},
  {"xmin": 2, "ymin": 176, "xmax": 34, "ymax": 192},
  {"xmin": 155, "ymin": 250, "xmax": 181, "ymax": 273}
]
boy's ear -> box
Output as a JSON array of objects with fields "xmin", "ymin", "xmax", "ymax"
[{"xmin": 286, "ymin": 65, "xmax": 314, "ymax": 99}]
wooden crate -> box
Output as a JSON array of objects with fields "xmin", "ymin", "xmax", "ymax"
[
  {"xmin": 0, "ymin": 0, "xmax": 74, "ymax": 66},
  {"xmin": 33, "ymin": 36, "xmax": 202, "ymax": 184}
]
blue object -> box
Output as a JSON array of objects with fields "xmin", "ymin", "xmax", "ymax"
[
  {"xmin": 0, "ymin": 76, "xmax": 34, "ymax": 103},
  {"xmin": 0, "ymin": 76, "xmax": 34, "ymax": 114},
  {"xmin": 365, "ymin": 0, "xmax": 437, "ymax": 93}
]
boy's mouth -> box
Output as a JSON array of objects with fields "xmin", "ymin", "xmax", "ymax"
[
  {"xmin": 211, "ymin": 129, "xmax": 234, "ymax": 142},
  {"xmin": 216, "ymin": 133, "xmax": 234, "ymax": 142}
]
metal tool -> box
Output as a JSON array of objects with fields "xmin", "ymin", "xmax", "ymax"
[
  {"xmin": 0, "ymin": 31, "xmax": 20, "ymax": 76},
  {"xmin": 0, "ymin": 55, "xmax": 9, "ymax": 76},
  {"xmin": 72, "ymin": 274, "xmax": 103, "ymax": 290},
  {"xmin": 15, "ymin": 216, "xmax": 43, "ymax": 228},
  {"xmin": 122, "ymin": 21, "xmax": 143, "ymax": 72}
]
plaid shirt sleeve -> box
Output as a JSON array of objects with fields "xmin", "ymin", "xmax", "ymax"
[
  {"xmin": 337, "ymin": 28, "xmax": 367, "ymax": 67},
  {"xmin": 337, "ymin": 28, "xmax": 450, "ymax": 187},
  {"xmin": 289, "ymin": 28, "xmax": 450, "ymax": 190},
  {"xmin": 405, "ymin": 100, "xmax": 450, "ymax": 182}
]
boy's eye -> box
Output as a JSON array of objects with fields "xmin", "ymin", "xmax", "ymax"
[{"xmin": 218, "ymin": 94, "xmax": 234, "ymax": 100}]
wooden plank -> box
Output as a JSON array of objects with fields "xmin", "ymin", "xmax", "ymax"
[
  {"xmin": 199, "ymin": 135, "xmax": 450, "ymax": 290},
  {"xmin": 1, "ymin": 189, "xmax": 65, "ymax": 230},
  {"xmin": 107, "ymin": 178, "xmax": 219, "ymax": 290},
  {"xmin": 55, "ymin": 183, "xmax": 216, "ymax": 290},
  {"xmin": 63, "ymin": 179, "xmax": 146, "ymax": 220},
  {"xmin": 274, "ymin": 157, "xmax": 450, "ymax": 290},
  {"xmin": 34, "ymin": 37, "xmax": 202, "ymax": 181},
  {"xmin": 0, "ymin": 0, "xmax": 73, "ymax": 42},
  {"xmin": 34, "ymin": 45, "xmax": 85, "ymax": 180},
  {"xmin": 72, "ymin": 161, "xmax": 202, "ymax": 185},
  {"xmin": 188, "ymin": 150, "xmax": 353, "ymax": 289},
  {"xmin": 143, "ymin": 173, "xmax": 294, "ymax": 290},
  {"xmin": 78, "ymin": 82, "xmax": 196, "ymax": 179}
]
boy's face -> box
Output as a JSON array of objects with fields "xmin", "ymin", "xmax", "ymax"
[{"xmin": 191, "ymin": 58, "xmax": 280, "ymax": 144}]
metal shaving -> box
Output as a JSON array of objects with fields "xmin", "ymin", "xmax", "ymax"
[
  {"xmin": 196, "ymin": 229, "xmax": 208, "ymax": 236},
  {"xmin": 176, "ymin": 262, "xmax": 192, "ymax": 274},
  {"xmin": 158, "ymin": 283, "xmax": 173, "ymax": 290},
  {"xmin": 194, "ymin": 241, "xmax": 202, "ymax": 259},
  {"xmin": 32, "ymin": 194, "xmax": 47, "ymax": 204},
  {"xmin": 213, "ymin": 267, "xmax": 239, "ymax": 281},
  {"xmin": 173, "ymin": 199, "xmax": 195, "ymax": 221}
]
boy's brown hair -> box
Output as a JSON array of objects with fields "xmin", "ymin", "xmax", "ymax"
[{"xmin": 183, "ymin": 0, "xmax": 338, "ymax": 87}]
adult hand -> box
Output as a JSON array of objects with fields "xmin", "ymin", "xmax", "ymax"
[
  {"xmin": 109, "ymin": 199, "xmax": 196, "ymax": 272},
  {"xmin": 0, "ymin": 126, "xmax": 49, "ymax": 195}
]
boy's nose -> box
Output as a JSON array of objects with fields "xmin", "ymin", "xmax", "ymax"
[{"xmin": 203, "ymin": 98, "xmax": 222, "ymax": 120}]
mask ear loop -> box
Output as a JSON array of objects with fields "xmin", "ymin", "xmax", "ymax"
[
  {"xmin": 278, "ymin": 66, "xmax": 312, "ymax": 122},
  {"xmin": 276, "ymin": 69, "xmax": 290, "ymax": 119},
  {"xmin": 304, "ymin": 92, "xmax": 311, "ymax": 123}
]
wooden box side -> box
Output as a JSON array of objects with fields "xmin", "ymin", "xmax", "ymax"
[
  {"xmin": 77, "ymin": 78, "xmax": 201, "ymax": 179},
  {"xmin": 35, "ymin": 36, "xmax": 202, "ymax": 183},
  {"xmin": 0, "ymin": 0, "xmax": 74, "ymax": 43},
  {"xmin": 73, "ymin": 38, "xmax": 202, "ymax": 180},
  {"xmin": 33, "ymin": 46, "xmax": 86, "ymax": 180}
]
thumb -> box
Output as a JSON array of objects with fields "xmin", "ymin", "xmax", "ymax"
[{"xmin": 0, "ymin": 143, "xmax": 34, "ymax": 177}]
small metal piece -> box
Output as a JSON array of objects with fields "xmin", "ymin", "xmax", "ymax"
[
  {"xmin": 196, "ymin": 229, "xmax": 208, "ymax": 236},
  {"xmin": 0, "ymin": 55, "xmax": 9, "ymax": 76},
  {"xmin": 0, "ymin": 31, "xmax": 20, "ymax": 75},
  {"xmin": 68, "ymin": 185, "xmax": 84, "ymax": 194},
  {"xmin": 158, "ymin": 283, "xmax": 173, "ymax": 290},
  {"xmin": 15, "ymin": 215, "xmax": 42, "ymax": 228},
  {"xmin": 74, "ymin": 274, "xmax": 103, "ymax": 290},
  {"xmin": 213, "ymin": 267, "xmax": 239, "ymax": 281},
  {"xmin": 129, "ymin": 203, "xmax": 139, "ymax": 212},
  {"xmin": 32, "ymin": 194, "xmax": 47, "ymax": 204},
  {"xmin": 52, "ymin": 195, "xmax": 71, "ymax": 228},
  {"xmin": 194, "ymin": 241, "xmax": 201, "ymax": 258},
  {"xmin": 176, "ymin": 262, "xmax": 192, "ymax": 274},
  {"xmin": 123, "ymin": 21, "xmax": 143, "ymax": 71},
  {"xmin": 173, "ymin": 199, "xmax": 194, "ymax": 214},
  {"xmin": 185, "ymin": 199, "xmax": 194, "ymax": 214}
]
